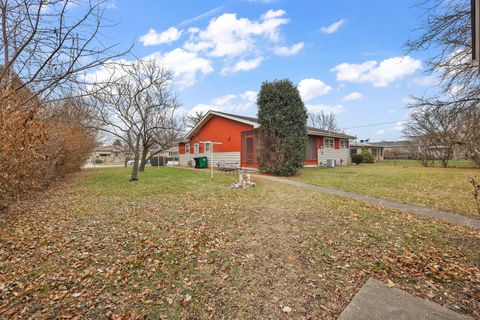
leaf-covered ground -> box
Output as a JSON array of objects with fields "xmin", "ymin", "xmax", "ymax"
[
  {"xmin": 295, "ymin": 160, "xmax": 480, "ymax": 218},
  {"xmin": 0, "ymin": 167, "xmax": 479, "ymax": 319}
]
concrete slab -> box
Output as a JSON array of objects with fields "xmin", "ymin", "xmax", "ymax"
[{"xmin": 338, "ymin": 278, "xmax": 474, "ymax": 320}]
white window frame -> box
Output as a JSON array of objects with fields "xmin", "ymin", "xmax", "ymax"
[
  {"xmin": 185, "ymin": 143, "xmax": 190, "ymax": 154},
  {"xmin": 324, "ymin": 138, "xmax": 334, "ymax": 148},
  {"xmin": 204, "ymin": 142, "xmax": 211, "ymax": 153},
  {"xmin": 340, "ymin": 139, "xmax": 349, "ymax": 149},
  {"xmin": 194, "ymin": 143, "xmax": 199, "ymax": 155}
]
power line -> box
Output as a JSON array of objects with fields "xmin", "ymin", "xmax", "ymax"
[{"xmin": 343, "ymin": 120, "xmax": 407, "ymax": 130}]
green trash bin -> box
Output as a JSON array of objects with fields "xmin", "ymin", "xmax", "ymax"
[{"xmin": 198, "ymin": 156, "xmax": 208, "ymax": 168}]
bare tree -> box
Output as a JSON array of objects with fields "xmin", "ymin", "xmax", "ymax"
[
  {"xmin": 141, "ymin": 114, "xmax": 185, "ymax": 170},
  {"xmin": 308, "ymin": 111, "xmax": 339, "ymax": 131},
  {"xmin": 459, "ymin": 104, "xmax": 480, "ymax": 165},
  {"xmin": 406, "ymin": 0, "xmax": 479, "ymax": 105},
  {"xmin": 187, "ymin": 111, "xmax": 205, "ymax": 128},
  {"xmin": 407, "ymin": 135, "xmax": 435, "ymax": 167},
  {"xmin": 0, "ymin": 0, "xmax": 126, "ymax": 105},
  {"xmin": 138, "ymin": 106, "xmax": 184, "ymax": 172},
  {"xmin": 471, "ymin": 177, "xmax": 480, "ymax": 215},
  {"xmin": 92, "ymin": 59, "xmax": 180, "ymax": 181},
  {"xmin": 406, "ymin": 0, "xmax": 480, "ymax": 165},
  {"xmin": 112, "ymin": 138, "xmax": 133, "ymax": 167},
  {"xmin": 403, "ymin": 105, "xmax": 463, "ymax": 167}
]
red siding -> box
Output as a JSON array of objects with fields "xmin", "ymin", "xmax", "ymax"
[
  {"xmin": 179, "ymin": 143, "xmax": 186, "ymax": 155},
  {"xmin": 316, "ymin": 136, "xmax": 324, "ymax": 148},
  {"xmin": 184, "ymin": 116, "xmax": 255, "ymax": 153},
  {"xmin": 334, "ymin": 138, "xmax": 340, "ymax": 149}
]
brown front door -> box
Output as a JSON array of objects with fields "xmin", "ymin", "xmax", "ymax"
[{"xmin": 246, "ymin": 136, "xmax": 254, "ymax": 165}]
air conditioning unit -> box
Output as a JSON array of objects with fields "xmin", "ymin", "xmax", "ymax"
[{"xmin": 327, "ymin": 159, "xmax": 336, "ymax": 168}]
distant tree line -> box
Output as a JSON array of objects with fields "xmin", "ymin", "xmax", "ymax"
[{"xmin": 308, "ymin": 111, "xmax": 339, "ymax": 131}]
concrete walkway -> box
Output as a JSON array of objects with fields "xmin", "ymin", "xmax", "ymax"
[
  {"xmin": 254, "ymin": 175, "xmax": 480, "ymax": 230},
  {"xmin": 338, "ymin": 278, "xmax": 474, "ymax": 320}
]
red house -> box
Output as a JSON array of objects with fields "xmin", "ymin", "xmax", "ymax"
[{"xmin": 179, "ymin": 110, "xmax": 354, "ymax": 169}]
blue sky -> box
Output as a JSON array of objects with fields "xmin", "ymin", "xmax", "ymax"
[{"xmin": 98, "ymin": 0, "xmax": 438, "ymax": 141}]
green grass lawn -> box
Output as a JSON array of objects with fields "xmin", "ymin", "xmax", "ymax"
[
  {"xmin": 0, "ymin": 167, "xmax": 479, "ymax": 319},
  {"xmin": 295, "ymin": 160, "xmax": 480, "ymax": 218}
]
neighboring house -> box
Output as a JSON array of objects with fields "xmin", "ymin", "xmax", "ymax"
[
  {"xmin": 162, "ymin": 146, "xmax": 179, "ymax": 159},
  {"xmin": 369, "ymin": 140, "xmax": 415, "ymax": 160},
  {"xmin": 367, "ymin": 140, "xmax": 468, "ymax": 161},
  {"xmin": 151, "ymin": 144, "xmax": 180, "ymax": 159},
  {"xmin": 350, "ymin": 141, "xmax": 384, "ymax": 162},
  {"xmin": 178, "ymin": 110, "xmax": 354, "ymax": 169},
  {"xmin": 89, "ymin": 146, "xmax": 125, "ymax": 164}
]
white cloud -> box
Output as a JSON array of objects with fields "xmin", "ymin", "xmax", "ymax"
[
  {"xmin": 306, "ymin": 104, "xmax": 344, "ymax": 114},
  {"xmin": 298, "ymin": 78, "xmax": 332, "ymax": 101},
  {"xmin": 394, "ymin": 121, "xmax": 405, "ymax": 131},
  {"xmin": 342, "ymin": 91, "xmax": 363, "ymax": 101},
  {"xmin": 183, "ymin": 10, "xmax": 289, "ymax": 58},
  {"xmin": 139, "ymin": 27, "xmax": 183, "ymax": 46},
  {"xmin": 273, "ymin": 42, "xmax": 304, "ymax": 56},
  {"xmin": 192, "ymin": 89, "xmax": 258, "ymax": 114},
  {"xmin": 449, "ymin": 84, "xmax": 463, "ymax": 95},
  {"xmin": 85, "ymin": 49, "xmax": 213, "ymax": 89},
  {"xmin": 149, "ymin": 48, "xmax": 213, "ymax": 88},
  {"xmin": 212, "ymin": 94, "xmax": 237, "ymax": 105},
  {"xmin": 331, "ymin": 56, "xmax": 422, "ymax": 87},
  {"xmin": 332, "ymin": 60, "xmax": 377, "ymax": 82},
  {"xmin": 375, "ymin": 129, "xmax": 385, "ymax": 135},
  {"xmin": 130, "ymin": 9, "xmax": 299, "ymax": 86},
  {"xmin": 411, "ymin": 75, "xmax": 438, "ymax": 86},
  {"xmin": 402, "ymin": 97, "xmax": 415, "ymax": 105},
  {"xmin": 83, "ymin": 59, "xmax": 131, "ymax": 84},
  {"xmin": 388, "ymin": 109, "xmax": 396, "ymax": 114},
  {"xmin": 240, "ymin": 90, "xmax": 258, "ymax": 102},
  {"xmin": 191, "ymin": 103, "xmax": 218, "ymax": 114},
  {"xmin": 221, "ymin": 57, "xmax": 263, "ymax": 74},
  {"xmin": 321, "ymin": 19, "xmax": 345, "ymax": 34}
]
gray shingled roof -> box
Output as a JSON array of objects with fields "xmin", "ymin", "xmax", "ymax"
[
  {"xmin": 214, "ymin": 111, "xmax": 258, "ymax": 123},
  {"xmin": 214, "ymin": 111, "xmax": 354, "ymax": 139},
  {"xmin": 369, "ymin": 140, "xmax": 410, "ymax": 147}
]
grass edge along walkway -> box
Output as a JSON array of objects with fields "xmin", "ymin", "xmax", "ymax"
[{"xmin": 254, "ymin": 174, "xmax": 480, "ymax": 230}]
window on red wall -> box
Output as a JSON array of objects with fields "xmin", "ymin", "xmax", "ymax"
[{"xmin": 324, "ymin": 138, "xmax": 334, "ymax": 148}]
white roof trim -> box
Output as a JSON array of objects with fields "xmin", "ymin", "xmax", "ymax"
[{"xmin": 184, "ymin": 110, "xmax": 259, "ymax": 140}]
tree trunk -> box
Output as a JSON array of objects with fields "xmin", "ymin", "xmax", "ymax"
[
  {"xmin": 139, "ymin": 147, "xmax": 149, "ymax": 172},
  {"xmin": 130, "ymin": 135, "xmax": 141, "ymax": 182},
  {"xmin": 124, "ymin": 157, "xmax": 128, "ymax": 168},
  {"xmin": 473, "ymin": 154, "xmax": 480, "ymax": 166}
]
